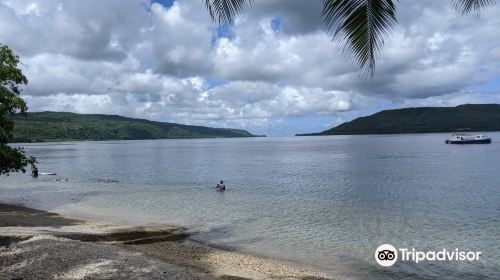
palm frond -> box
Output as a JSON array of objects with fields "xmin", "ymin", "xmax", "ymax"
[
  {"xmin": 322, "ymin": 0, "xmax": 398, "ymax": 76},
  {"xmin": 204, "ymin": 0, "xmax": 253, "ymax": 25},
  {"xmin": 452, "ymin": 0, "xmax": 496, "ymax": 14}
]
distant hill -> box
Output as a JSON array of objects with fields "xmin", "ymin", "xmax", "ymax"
[
  {"xmin": 10, "ymin": 112, "xmax": 262, "ymax": 142},
  {"xmin": 297, "ymin": 104, "xmax": 500, "ymax": 136}
]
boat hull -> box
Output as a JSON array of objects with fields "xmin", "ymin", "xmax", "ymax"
[{"xmin": 445, "ymin": 139, "xmax": 491, "ymax": 144}]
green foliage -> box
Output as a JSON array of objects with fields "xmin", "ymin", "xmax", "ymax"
[
  {"xmin": 297, "ymin": 104, "xmax": 500, "ymax": 136},
  {"xmin": 204, "ymin": 0, "xmax": 253, "ymax": 24},
  {"xmin": 0, "ymin": 44, "xmax": 35, "ymax": 175},
  {"xmin": 11, "ymin": 111, "xmax": 259, "ymax": 142},
  {"xmin": 0, "ymin": 146, "xmax": 35, "ymax": 175},
  {"xmin": 323, "ymin": 0, "xmax": 398, "ymax": 76},
  {"xmin": 452, "ymin": 0, "xmax": 496, "ymax": 14}
]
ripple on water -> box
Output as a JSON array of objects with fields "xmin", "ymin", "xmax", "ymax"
[{"xmin": 2, "ymin": 135, "xmax": 500, "ymax": 279}]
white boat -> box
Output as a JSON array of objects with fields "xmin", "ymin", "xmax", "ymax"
[{"xmin": 445, "ymin": 133, "xmax": 491, "ymax": 144}]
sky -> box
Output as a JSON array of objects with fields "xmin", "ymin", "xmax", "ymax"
[{"xmin": 1, "ymin": 0, "xmax": 500, "ymax": 136}]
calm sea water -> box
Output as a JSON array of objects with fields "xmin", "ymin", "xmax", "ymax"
[{"xmin": 1, "ymin": 134, "xmax": 500, "ymax": 279}]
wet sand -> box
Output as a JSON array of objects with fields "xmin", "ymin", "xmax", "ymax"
[
  {"xmin": 0, "ymin": 202, "xmax": 331, "ymax": 280},
  {"xmin": 0, "ymin": 202, "xmax": 82, "ymax": 227}
]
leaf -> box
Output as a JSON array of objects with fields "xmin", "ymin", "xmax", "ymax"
[
  {"xmin": 204, "ymin": 0, "xmax": 253, "ymax": 24},
  {"xmin": 322, "ymin": 0, "xmax": 398, "ymax": 76},
  {"xmin": 452, "ymin": 0, "xmax": 496, "ymax": 14}
]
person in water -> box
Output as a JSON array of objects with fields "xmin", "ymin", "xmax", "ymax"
[
  {"xmin": 216, "ymin": 180, "xmax": 225, "ymax": 190},
  {"xmin": 31, "ymin": 167, "xmax": 39, "ymax": 178}
]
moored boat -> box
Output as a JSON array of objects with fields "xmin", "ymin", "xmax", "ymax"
[{"xmin": 445, "ymin": 133, "xmax": 491, "ymax": 144}]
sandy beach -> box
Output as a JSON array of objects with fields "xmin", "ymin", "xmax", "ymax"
[{"xmin": 0, "ymin": 202, "xmax": 331, "ymax": 280}]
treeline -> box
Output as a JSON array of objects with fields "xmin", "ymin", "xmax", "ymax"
[
  {"xmin": 298, "ymin": 104, "xmax": 500, "ymax": 136},
  {"xmin": 11, "ymin": 112, "xmax": 260, "ymax": 142}
]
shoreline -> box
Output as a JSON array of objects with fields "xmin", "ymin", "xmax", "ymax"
[{"xmin": 0, "ymin": 201, "xmax": 332, "ymax": 280}]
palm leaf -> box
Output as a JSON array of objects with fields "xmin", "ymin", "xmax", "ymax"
[
  {"xmin": 322, "ymin": 0, "xmax": 398, "ymax": 76},
  {"xmin": 204, "ymin": 0, "xmax": 253, "ymax": 24},
  {"xmin": 203, "ymin": 0, "xmax": 494, "ymax": 76},
  {"xmin": 452, "ymin": 0, "xmax": 496, "ymax": 14}
]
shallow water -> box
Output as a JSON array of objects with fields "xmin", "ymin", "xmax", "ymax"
[{"xmin": 1, "ymin": 134, "xmax": 500, "ymax": 279}]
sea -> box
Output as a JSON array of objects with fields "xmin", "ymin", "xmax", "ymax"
[{"xmin": 1, "ymin": 133, "xmax": 499, "ymax": 279}]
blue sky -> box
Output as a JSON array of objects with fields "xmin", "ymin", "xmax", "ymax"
[
  {"xmin": 152, "ymin": 0, "xmax": 174, "ymax": 8},
  {"xmin": 1, "ymin": 0, "xmax": 500, "ymax": 136}
]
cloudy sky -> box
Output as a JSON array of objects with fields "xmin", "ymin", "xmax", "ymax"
[{"xmin": 1, "ymin": 0, "xmax": 500, "ymax": 136}]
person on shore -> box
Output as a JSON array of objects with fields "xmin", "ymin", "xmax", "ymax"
[
  {"xmin": 216, "ymin": 180, "xmax": 225, "ymax": 191},
  {"xmin": 31, "ymin": 167, "xmax": 38, "ymax": 178}
]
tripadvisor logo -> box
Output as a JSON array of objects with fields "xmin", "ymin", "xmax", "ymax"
[
  {"xmin": 375, "ymin": 244, "xmax": 398, "ymax": 267},
  {"xmin": 375, "ymin": 244, "xmax": 481, "ymax": 267}
]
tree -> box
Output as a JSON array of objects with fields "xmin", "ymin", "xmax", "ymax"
[
  {"xmin": 0, "ymin": 44, "xmax": 36, "ymax": 175},
  {"xmin": 203, "ymin": 0, "xmax": 495, "ymax": 75}
]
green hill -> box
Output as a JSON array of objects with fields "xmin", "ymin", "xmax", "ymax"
[
  {"xmin": 297, "ymin": 104, "xmax": 500, "ymax": 136},
  {"xmin": 10, "ymin": 112, "xmax": 262, "ymax": 142}
]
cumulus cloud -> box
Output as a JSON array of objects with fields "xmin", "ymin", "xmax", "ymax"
[
  {"xmin": 0, "ymin": 0, "xmax": 149, "ymax": 60},
  {"xmin": 1, "ymin": 0, "xmax": 500, "ymax": 135},
  {"xmin": 150, "ymin": 2, "xmax": 214, "ymax": 76}
]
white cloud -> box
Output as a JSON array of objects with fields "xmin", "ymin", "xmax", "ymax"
[
  {"xmin": 1, "ymin": 0, "xmax": 500, "ymax": 135},
  {"xmin": 149, "ymin": 1, "xmax": 214, "ymax": 76}
]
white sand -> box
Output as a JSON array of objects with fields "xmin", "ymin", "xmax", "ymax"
[
  {"xmin": 0, "ymin": 235, "xmax": 215, "ymax": 280},
  {"xmin": 127, "ymin": 240, "xmax": 331, "ymax": 280},
  {"xmin": 0, "ymin": 202, "xmax": 333, "ymax": 280}
]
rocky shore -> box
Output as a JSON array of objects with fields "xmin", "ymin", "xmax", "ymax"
[{"xmin": 0, "ymin": 202, "xmax": 331, "ymax": 280}]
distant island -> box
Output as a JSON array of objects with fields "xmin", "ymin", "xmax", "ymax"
[
  {"xmin": 10, "ymin": 112, "xmax": 263, "ymax": 142},
  {"xmin": 297, "ymin": 104, "xmax": 500, "ymax": 136}
]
